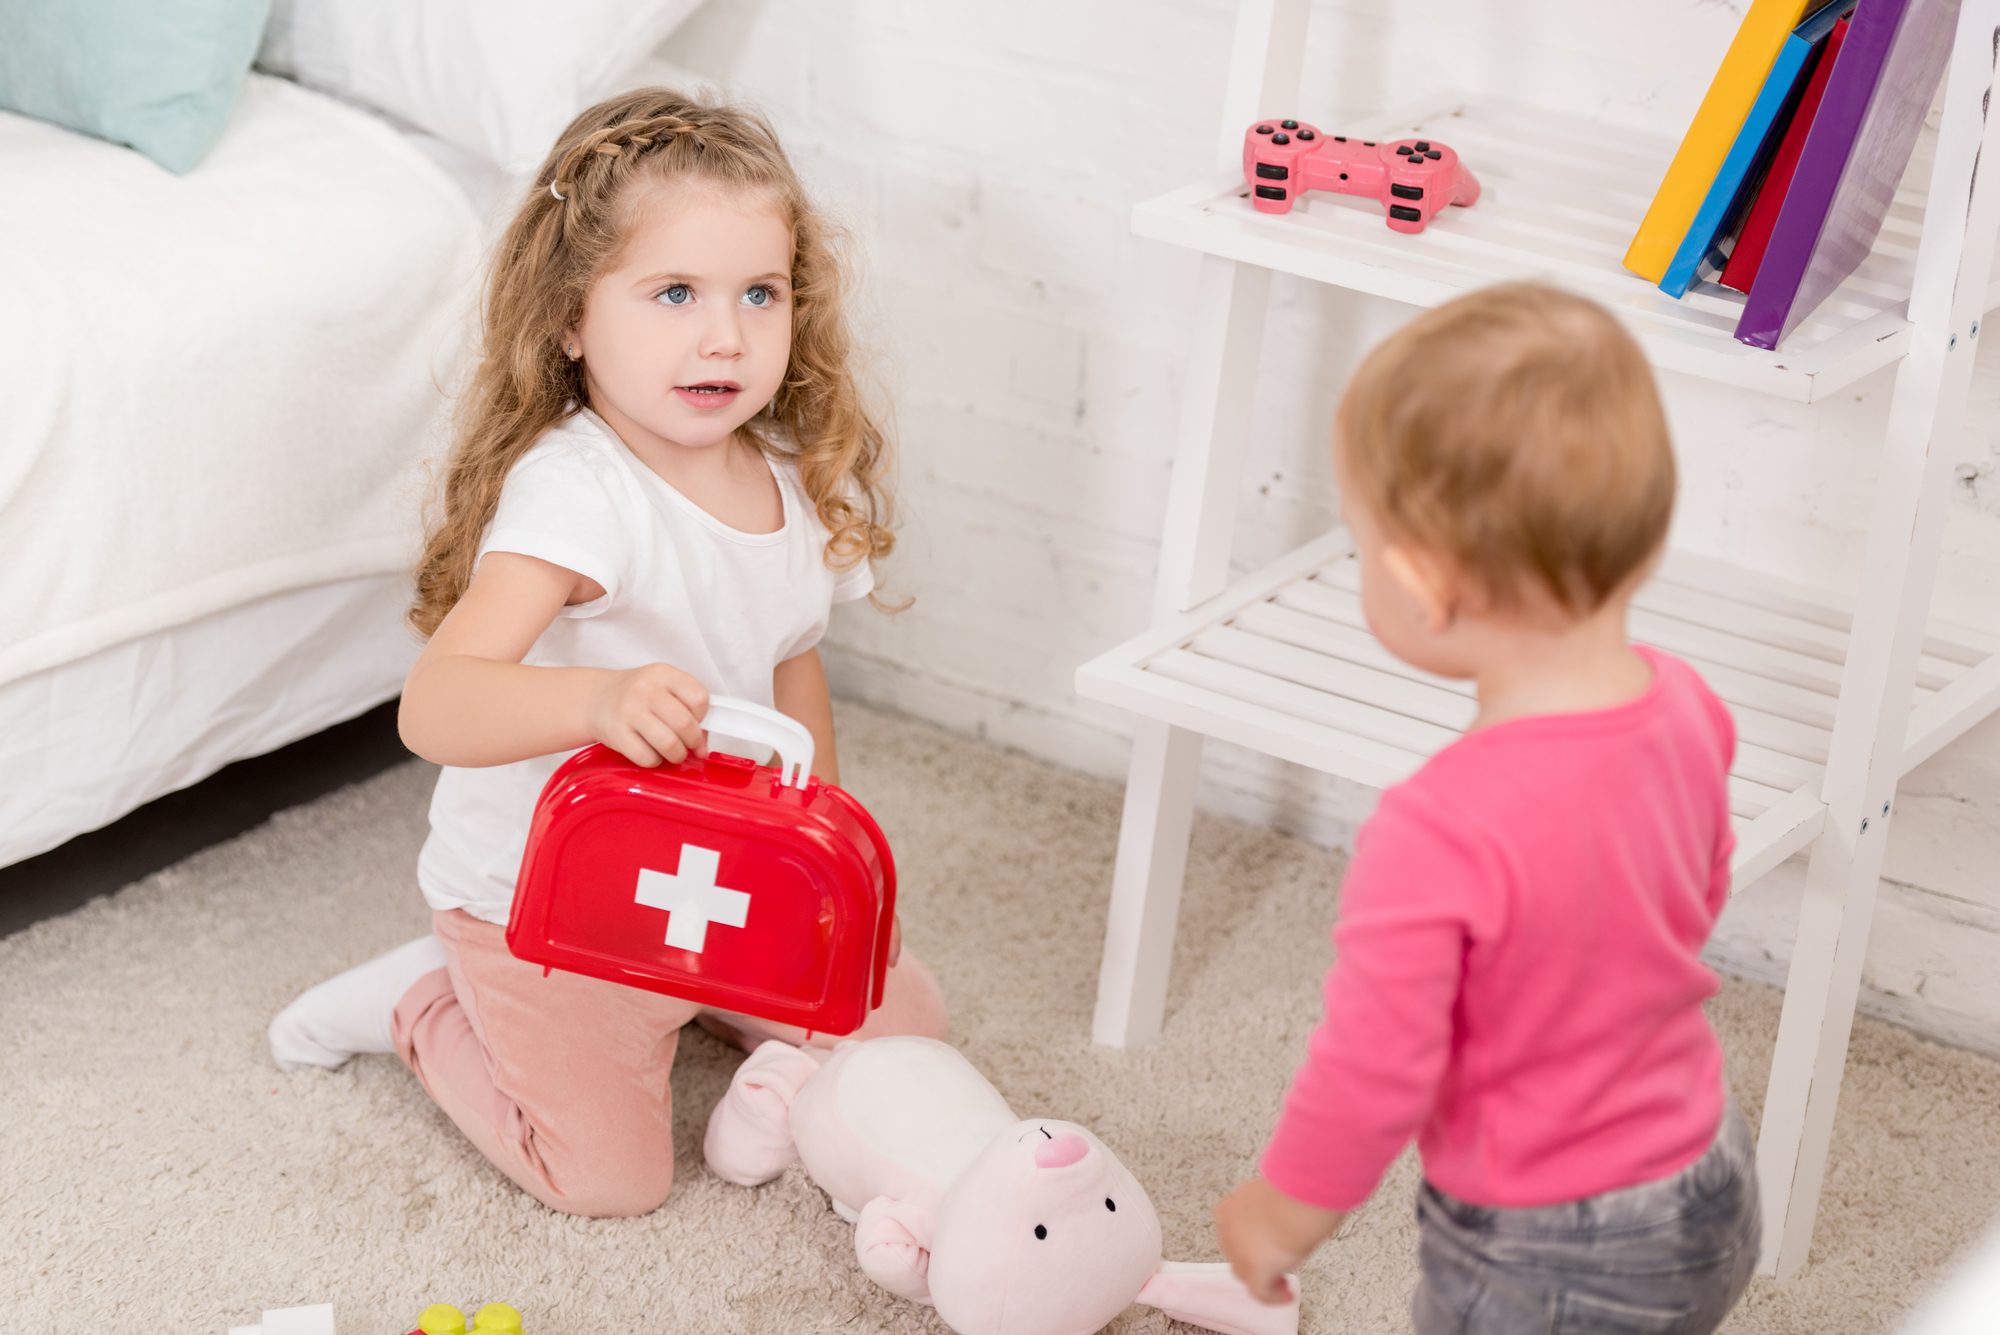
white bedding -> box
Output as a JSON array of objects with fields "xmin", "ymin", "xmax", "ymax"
[
  {"xmin": 0, "ymin": 74, "xmax": 482, "ymax": 689},
  {"xmin": 0, "ymin": 575, "xmax": 419, "ymax": 867}
]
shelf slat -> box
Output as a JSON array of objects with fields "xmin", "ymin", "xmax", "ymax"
[
  {"xmin": 1235, "ymin": 602, "xmax": 1474, "ymax": 696},
  {"xmin": 1076, "ymin": 531, "xmax": 1993, "ymax": 895},
  {"xmin": 1151, "ymin": 648, "xmax": 1462, "ymax": 759},
  {"xmin": 1190, "ymin": 625, "xmax": 1478, "ymax": 731},
  {"xmin": 1310, "ymin": 559, "xmax": 1963, "ymax": 692},
  {"xmin": 1661, "ymin": 549, "xmax": 1998, "ymax": 663}
]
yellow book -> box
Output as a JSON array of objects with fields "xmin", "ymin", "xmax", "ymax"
[{"xmin": 1624, "ymin": 0, "xmax": 1819, "ymax": 282}]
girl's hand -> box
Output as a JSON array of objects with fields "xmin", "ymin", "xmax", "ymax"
[
  {"xmin": 1215, "ymin": 1176, "xmax": 1345, "ymax": 1304},
  {"xmin": 587, "ymin": 663, "xmax": 711, "ymax": 767}
]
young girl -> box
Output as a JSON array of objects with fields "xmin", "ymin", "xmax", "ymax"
[
  {"xmin": 1215, "ymin": 285, "xmax": 1759, "ymax": 1332},
  {"xmin": 267, "ymin": 90, "xmax": 948, "ymax": 1218}
]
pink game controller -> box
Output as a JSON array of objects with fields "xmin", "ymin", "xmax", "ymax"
[{"xmin": 1243, "ymin": 119, "xmax": 1480, "ymax": 234}]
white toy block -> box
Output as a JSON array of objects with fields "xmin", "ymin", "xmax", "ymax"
[{"xmin": 227, "ymin": 1304, "xmax": 336, "ymax": 1335}]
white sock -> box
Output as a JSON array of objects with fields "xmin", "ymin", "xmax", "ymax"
[{"xmin": 268, "ymin": 934, "xmax": 449, "ymax": 1073}]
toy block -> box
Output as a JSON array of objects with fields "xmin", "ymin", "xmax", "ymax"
[
  {"xmin": 226, "ymin": 1304, "xmax": 336, "ymax": 1335},
  {"xmin": 416, "ymin": 1305, "xmax": 466, "ymax": 1334},
  {"xmin": 473, "ymin": 1302, "xmax": 524, "ymax": 1332}
]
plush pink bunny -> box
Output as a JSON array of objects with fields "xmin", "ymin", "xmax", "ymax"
[{"xmin": 705, "ymin": 1035, "xmax": 1299, "ymax": 1335}]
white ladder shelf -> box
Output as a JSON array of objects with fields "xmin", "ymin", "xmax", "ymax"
[{"xmin": 1078, "ymin": 0, "xmax": 2000, "ymax": 1283}]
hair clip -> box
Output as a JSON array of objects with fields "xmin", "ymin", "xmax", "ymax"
[{"xmin": 549, "ymin": 182, "xmax": 566, "ymax": 201}]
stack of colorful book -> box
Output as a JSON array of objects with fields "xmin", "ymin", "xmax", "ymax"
[{"xmin": 1623, "ymin": 0, "xmax": 1962, "ymax": 350}]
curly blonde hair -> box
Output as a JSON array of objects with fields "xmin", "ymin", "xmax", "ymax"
[{"xmin": 409, "ymin": 88, "xmax": 896, "ymax": 638}]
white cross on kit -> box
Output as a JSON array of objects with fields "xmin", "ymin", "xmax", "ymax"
[{"xmin": 633, "ymin": 844, "xmax": 751, "ymax": 952}]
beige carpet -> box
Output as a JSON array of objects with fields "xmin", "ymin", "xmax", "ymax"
[{"xmin": 6, "ymin": 702, "xmax": 2000, "ymax": 1333}]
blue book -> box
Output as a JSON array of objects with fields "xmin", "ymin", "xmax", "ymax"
[{"xmin": 1659, "ymin": 0, "xmax": 1857, "ymax": 298}]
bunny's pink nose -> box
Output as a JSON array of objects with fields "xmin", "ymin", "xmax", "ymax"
[{"xmin": 1035, "ymin": 1134, "xmax": 1089, "ymax": 1169}]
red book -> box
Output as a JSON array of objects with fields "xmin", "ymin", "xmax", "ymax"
[{"xmin": 1721, "ymin": 14, "xmax": 1852, "ymax": 293}]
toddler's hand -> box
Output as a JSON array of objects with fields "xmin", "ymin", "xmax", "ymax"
[
  {"xmin": 1215, "ymin": 1176, "xmax": 1345, "ymax": 1305},
  {"xmin": 587, "ymin": 663, "xmax": 710, "ymax": 767}
]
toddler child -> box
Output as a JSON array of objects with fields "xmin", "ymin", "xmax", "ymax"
[
  {"xmin": 1215, "ymin": 284, "xmax": 1759, "ymax": 1333},
  {"xmin": 267, "ymin": 90, "xmax": 948, "ymax": 1217}
]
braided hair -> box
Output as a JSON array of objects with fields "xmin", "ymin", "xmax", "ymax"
[{"xmin": 410, "ymin": 88, "xmax": 897, "ymax": 638}]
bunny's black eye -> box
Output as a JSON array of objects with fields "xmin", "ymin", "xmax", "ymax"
[
  {"xmin": 1034, "ymin": 1224, "xmax": 1047, "ymax": 1240},
  {"xmin": 1106, "ymin": 1198, "xmax": 1116, "ymax": 1211}
]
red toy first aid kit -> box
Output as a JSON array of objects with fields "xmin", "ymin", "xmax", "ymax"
[{"xmin": 507, "ymin": 698, "xmax": 895, "ymax": 1035}]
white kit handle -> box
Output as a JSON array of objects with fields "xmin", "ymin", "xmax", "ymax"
[{"xmin": 701, "ymin": 696, "xmax": 815, "ymax": 789}]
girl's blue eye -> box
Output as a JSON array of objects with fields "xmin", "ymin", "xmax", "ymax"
[
  {"xmin": 742, "ymin": 286, "xmax": 772, "ymax": 308},
  {"xmin": 659, "ymin": 283, "xmax": 692, "ymax": 306}
]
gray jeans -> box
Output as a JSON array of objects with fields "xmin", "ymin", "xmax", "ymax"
[{"xmin": 1412, "ymin": 1102, "xmax": 1760, "ymax": 1334}]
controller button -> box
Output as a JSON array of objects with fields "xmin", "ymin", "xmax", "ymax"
[
  {"xmin": 1396, "ymin": 145, "xmax": 1413, "ymax": 155},
  {"xmin": 1415, "ymin": 141, "xmax": 1431, "ymax": 152},
  {"xmin": 1389, "ymin": 204, "xmax": 1423, "ymax": 222},
  {"xmin": 1255, "ymin": 163, "xmax": 1289, "ymax": 180},
  {"xmin": 1391, "ymin": 183, "xmax": 1424, "ymax": 200},
  {"xmin": 1281, "ymin": 119, "xmax": 1298, "ymax": 129},
  {"xmin": 1271, "ymin": 133, "xmax": 1290, "ymax": 144},
  {"xmin": 1363, "ymin": 141, "xmax": 1375, "ymax": 147},
  {"xmin": 1256, "ymin": 125, "xmax": 1274, "ymax": 135},
  {"xmin": 1339, "ymin": 173, "xmax": 1348, "ymax": 180},
  {"xmin": 1426, "ymin": 150, "xmax": 1442, "ymax": 160},
  {"xmin": 1255, "ymin": 185, "xmax": 1288, "ymax": 201},
  {"xmin": 1298, "ymin": 129, "xmax": 1314, "ymax": 140}
]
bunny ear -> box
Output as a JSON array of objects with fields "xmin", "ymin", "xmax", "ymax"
[{"xmin": 1135, "ymin": 1261, "xmax": 1300, "ymax": 1335}]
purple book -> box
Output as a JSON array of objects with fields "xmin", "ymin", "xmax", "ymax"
[{"xmin": 1734, "ymin": 0, "xmax": 1961, "ymax": 349}]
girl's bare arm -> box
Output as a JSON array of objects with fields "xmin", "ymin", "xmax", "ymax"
[
  {"xmin": 772, "ymin": 646, "xmax": 839, "ymax": 785},
  {"xmin": 399, "ymin": 552, "xmax": 709, "ymax": 769}
]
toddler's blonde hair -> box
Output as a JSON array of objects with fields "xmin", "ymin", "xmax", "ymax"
[
  {"xmin": 1339, "ymin": 283, "xmax": 1674, "ymax": 616},
  {"xmin": 410, "ymin": 88, "xmax": 895, "ymax": 638}
]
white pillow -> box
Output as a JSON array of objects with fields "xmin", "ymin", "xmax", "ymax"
[{"xmin": 257, "ymin": 0, "xmax": 706, "ymax": 172}]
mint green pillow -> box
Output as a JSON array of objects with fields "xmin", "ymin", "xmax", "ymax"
[{"xmin": 0, "ymin": 0, "xmax": 272, "ymax": 174}]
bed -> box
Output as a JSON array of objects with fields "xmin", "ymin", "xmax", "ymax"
[{"xmin": 0, "ymin": 73, "xmax": 484, "ymax": 868}]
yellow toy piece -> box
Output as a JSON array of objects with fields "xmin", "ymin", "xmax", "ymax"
[
  {"xmin": 417, "ymin": 1304, "xmax": 467, "ymax": 1335},
  {"xmin": 473, "ymin": 1303, "xmax": 524, "ymax": 1333}
]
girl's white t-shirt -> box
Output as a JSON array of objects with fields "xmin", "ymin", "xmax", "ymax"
[{"xmin": 417, "ymin": 409, "xmax": 873, "ymax": 925}]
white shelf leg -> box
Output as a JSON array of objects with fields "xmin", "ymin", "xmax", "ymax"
[
  {"xmin": 1754, "ymin": 331, "xmax": 1968, "ymax": 1279},
  {"xmin": 1755, "ymin": 7, "xmax": 2000, "ymax": 1277},
  {"xmin": 1091, "ymin": 254, "xmax": 1269, "ymax": 1050},
  {"xmin": 1216, "ymin": 0, "xmax": 1314, "ymax": 167},
  {"xmin": 1093, "ymin": 719, "xmax": 1205, "ymax": 1048},
  {"xmin": 1088, "ymin": 0, "xmax": 1310, "ymax": 1049},
  {"xmin": 1153, "ymin": 256, "xmax": 1277, "ymax": 619}
]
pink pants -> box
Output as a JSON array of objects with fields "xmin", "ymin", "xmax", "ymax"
[{"xmin": 393, "ymin": 908, "xmax": 949, "ymax": 1218}]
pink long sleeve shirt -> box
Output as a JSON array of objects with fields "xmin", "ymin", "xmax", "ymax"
[{"xmin": 1260, "ymin": 647, "xmax": 1735, "ymax": 1212}]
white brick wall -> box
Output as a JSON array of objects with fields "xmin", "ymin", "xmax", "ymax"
[{"xmin": 652, "ymin": 0, "xmax": 2000, "ymax": 1054}]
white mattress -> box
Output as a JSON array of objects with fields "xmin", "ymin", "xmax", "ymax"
[
  {"xmin": 0, "ymin": 75, "xmax": 484, "ymax": 865},
  {"xmin": 0, "ymin": 74, "xmax": 482, "ymax": 688},
  {"xmin": 0, "ymin": 575, "xmax": 421, "ymax": 867}
]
